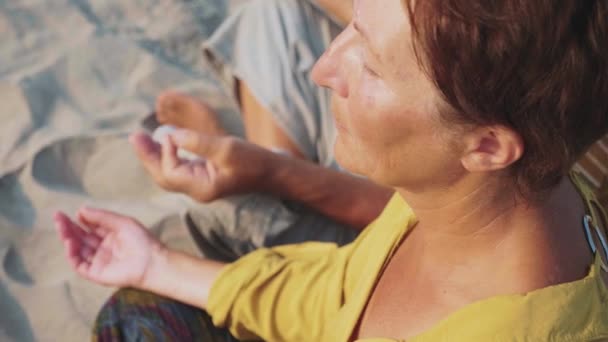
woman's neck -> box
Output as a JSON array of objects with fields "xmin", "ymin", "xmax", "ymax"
[
  {"xmin": 396, "ymin": 174, "xmax": 592, "ymax": 288},
  {"xmin": 398, "ymin": 175, "xmax": 580, "ymax": 237},
  {"xmin": 398, "ymin": 175, "xmax": 523, "ymax": 237}
]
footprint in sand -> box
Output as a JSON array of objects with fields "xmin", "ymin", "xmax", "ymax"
[
  {"xmin": 0, "ymin": 279, "xmax": 35, "ymax": 342},
  {"xmin": 1, "ymin": 231, "xmax": 68, "ymax": 287},
  {"xmin": 31, "ymin": 134, "xmax": 162, "ymax": 199},
  {"xmin": 1, "ymin": 245, "xmax": 33, "ymax": 286}
]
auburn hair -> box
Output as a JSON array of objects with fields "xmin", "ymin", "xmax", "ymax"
[{"xmin": 404, "ymin": 0, "xmax": 608, "ymax": 194}]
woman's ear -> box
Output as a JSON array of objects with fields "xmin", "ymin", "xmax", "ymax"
[{"xmin": 460, "ymin": 126, "xmax": 524, "ymax": 172}]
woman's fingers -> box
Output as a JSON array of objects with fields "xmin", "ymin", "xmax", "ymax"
[
  {"xmin": 54, "ymin": 212, "xmax": 76, "ymax": 241},
  {"xmin": 77, "ymin": 211, "xmax": 110, "ymax": 239},
  {"xmin": 80, "ymin": 245, "xmax": 95, "ymax": 263},
  {"xmin": 55, "ymin": 211, "xmax": 105, "ymax": 277},
  {"xmin": 77, "ymin": 211, "xmax": 99, "ymax": 230},
  {"xmin": 64, "ymin": 237, "xmax": 97, "ymax": 281},
  {"xmin": 69, "ymin": 221, "xmax": 101, "ymax": 249},
  {"xmin": 78, "ymin": 206, "xmax": 140, "ymax": 231},
  {"xmin": 76, "ymin": 262, "xmax": 92, "ymax": 280},
  {"xmin": 64, "ymin": 239, "xmax": 85, "ymax": 269},
  {"xmin": 55, "ymin": 211, "xmax": 101, "ymax": 249},
  {"xmin": 75, "ymin": 212, "xmax": 105, "ymax": 247},
  {"xmin": 55, "ymin": 211, "xmax": 83, "ymax": 236},
  {"xmin": 93, "ymin": 228, "xmax": 110, "ymax": 239}
]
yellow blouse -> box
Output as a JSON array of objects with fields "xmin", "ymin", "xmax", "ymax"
[{"xmin": 208, "ymin": 174, "xmax": 608, "ymax": 341}]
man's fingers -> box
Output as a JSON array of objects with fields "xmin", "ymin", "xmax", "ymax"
[
  {"xmin": 161, "ymin": 135, "xmax": 179, "ymax": 173},
  {"xmin": 130, "ymin": 132, "xmax": 161, "ymax": 160},
  {"xmin": 78, "ymin": 207, "xmax": 140, "ymax": 231},
  {"xmin": 129, "ymin": 132, "xmax": 165, "ymax": 182},
  {"xmin": 130, "ymin": 132, "xmax": 181, "ymax": 191},
  {"xmin": 170, "ymin": 129, "xmax": 220, "ymax": 159},
  {"xmin": 131, "ymin": 131, "xmax": 201, "ymax": 193}
]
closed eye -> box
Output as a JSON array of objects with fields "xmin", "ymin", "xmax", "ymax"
[{"xmin": 364, "ymin": 63, "xmax": 380, "ymax": 77}]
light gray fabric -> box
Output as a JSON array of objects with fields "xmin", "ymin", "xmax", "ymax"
[
  {"xmin": 183, "ymin": 0, "xmax": 357, "ymax": 260},
  {"xmin": 0, "ymin": 1, "xmax": 356, "ymax": 339},
  {"xmin": 185, "ymin": 194, "xmax": 358, "ymax": 263},
  {"xmin": 203, "ymin": 0, "xmax": 344, "ymax": 169},
  {"xmin": 0, "ymin": 1, "xmax": 234, "ymax": 340}
]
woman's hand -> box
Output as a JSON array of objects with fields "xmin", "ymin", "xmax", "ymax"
[
  {"xmin": 130, "ymin": 129, "xmax": 277, "ymax": 202},
  {"xmin": 54, "ymin": 207, "xmax": 164, "ymax": 288}
]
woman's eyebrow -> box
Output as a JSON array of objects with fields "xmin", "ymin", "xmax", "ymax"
[
  {"xmin": 353, "ymin": 20, "xmax": 383, "ymax": 63},
  {"xmin": 353, "ymin": 21, "xmax": 370, "ymax": 43}
]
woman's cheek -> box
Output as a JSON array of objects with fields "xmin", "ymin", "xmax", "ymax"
[{"xmin": 348, "ymin": 76, "xmax": 392, "ymax": 135}]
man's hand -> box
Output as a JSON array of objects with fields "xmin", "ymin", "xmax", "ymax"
[
  {"xmin": 130, "ymin": 130, "xmax": 277, "ymax": 202},
  {"xmin": 132, "ymin": 128, "xmax": 392, "ymax": 230},
  {"xmin": 54, "ymin": 208, "xmax": 164, "ymax": 288}
]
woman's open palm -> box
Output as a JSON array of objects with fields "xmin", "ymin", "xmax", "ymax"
[{"xmin": 54, "ymin": 207, "xmax": 163, "ymax": 288}]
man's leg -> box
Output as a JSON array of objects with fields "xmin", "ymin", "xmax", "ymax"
[
  {"xmin": 238, "ymin": 80, "xmax": 307, "ymax": 159},
  {"xmin": 155, "ymin": 0, "xmax": 358, "ymax": 261},
  {"xmin": 201, "ymin": 0, "xmax": 344, "ymax": 167},
  {"xmin": 155, "ymin": 0, "xmax": 350, "ymax": 162},
  {"xmin": 311, "ymin": 0, "xmax": 353, "ymax": 25},
  {"xmin": 154, "ymin": 80, "xmax": 308, "ymax": 160},
  {"xmin": 155, "ymin": 91, "xmax": 227, "ymax": 137}
]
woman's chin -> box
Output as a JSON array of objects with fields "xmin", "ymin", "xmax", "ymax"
[{"xmin": 333, "ymin": 139, "xmax": 365, "ymax": 176}]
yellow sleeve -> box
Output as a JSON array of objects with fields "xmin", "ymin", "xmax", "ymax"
[{"xmin": 206, "ymin": 240, "xmax": 360, "ymax": 341}]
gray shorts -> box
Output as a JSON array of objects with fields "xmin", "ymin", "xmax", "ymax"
[
  {"xmin": 185, "ymin": 0, "xmax": 357, "ymax": 261},
  {"xmin": 203, "ymin": 0, "xmax": 343, "ymax": 169}
]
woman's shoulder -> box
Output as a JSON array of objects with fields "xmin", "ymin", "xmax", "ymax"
[
  {"xmin": 351, "ymin": 192, "xmax": 416, "ymax": 247},
  {"xmin": 410, "ymin": 265, "xmax": 608, "ymax": 341},
  {"xmin": 409, "ymin": 173, "xmax": 608, "ymax": 341}
]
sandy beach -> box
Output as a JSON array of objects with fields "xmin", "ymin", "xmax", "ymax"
[
  {"xmin": 4, "ymin": 0, "xmax": 608, "ymax": 341},
  {"xmin": 0, "ymin": 0, "xmax": 245, "ymax": 340}
]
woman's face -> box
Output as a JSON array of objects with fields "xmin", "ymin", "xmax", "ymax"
[{"xmin": 312, "ymin": 0, "xmax": 466, "ymax": 191}]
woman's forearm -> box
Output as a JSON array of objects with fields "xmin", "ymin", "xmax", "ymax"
[{"xmin": 141, "ymin": 247, "xmax": 227, "ymax": 310}]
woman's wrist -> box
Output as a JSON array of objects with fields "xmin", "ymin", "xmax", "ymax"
[
  {"xmin": 138, "ymin": 242, "xmax": 171, "ymax": 293},
  {"xmin": 137, "ymin": 245, "xmax": 227, "ymax": 309}
]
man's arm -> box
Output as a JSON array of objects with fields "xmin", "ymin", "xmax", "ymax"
[
  {"xmin": 264, "ymin": 152, "xmax": 393, "ymax": 229},
  {"xmin": 131, "ymin": 131, "xmax": 393, "ymax": 230}
]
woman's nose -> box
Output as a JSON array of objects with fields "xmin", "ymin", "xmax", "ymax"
[{"xmin": 311, "ymin": 27, "xmax": 353, "ymax": 98}]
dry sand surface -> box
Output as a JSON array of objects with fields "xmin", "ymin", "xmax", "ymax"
[{"xmin": 0, "ymin": 0, "xmax": 247, "ymax": 340}]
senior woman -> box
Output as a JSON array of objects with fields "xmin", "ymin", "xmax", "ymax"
[{"xmin": 55, "ymin": 0, "xmax": 608, "ymax": 340}]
